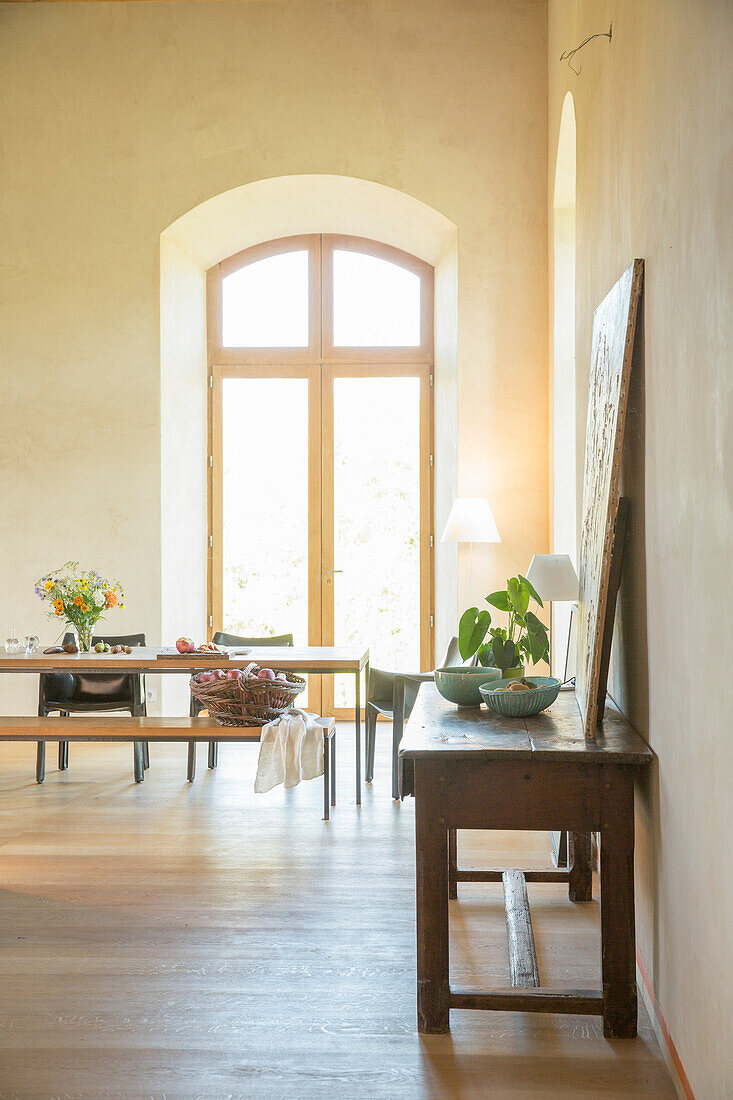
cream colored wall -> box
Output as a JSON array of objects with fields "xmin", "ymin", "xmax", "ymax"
[
  {"xmin": 549, "ymin": 2, "xmax": 733, "ymax": 1095},
  {"xmin": 160, "ymin": 236, "xmax": 207, "ymax": 715},
  {"xmin": 0, "ymin": 0, "xmax": 548, "ymax": 710}
]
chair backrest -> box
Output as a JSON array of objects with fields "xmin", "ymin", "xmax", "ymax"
[
  {"xmin": 63, "ymin": 631, "xmax": 146, "ymax": 647},
  {"xmin": 439, "ymin": 635, "xmax": 477, "ymax": 667},
  {"xmin": 212, "ymin": 631, "xmax": 294, "ymax": 647}
]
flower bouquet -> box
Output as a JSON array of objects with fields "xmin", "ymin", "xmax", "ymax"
[{"xmin": 34, "ymin": 562, "xmax": 125, "ymax": 651}]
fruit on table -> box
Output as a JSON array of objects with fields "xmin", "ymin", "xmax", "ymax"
[
  {"xmin": 225, "ymin": 669, "xmax": 242, "ymax": 680},
  {"xmin": 176, "ymin": 637, "xmax": 195, "ymax": 654},
  {"xmin": 43, "ymin": 646, "xmax": 64, "ymax": 654},
  {"xmin": 62, "ymin": 642, "xmax": 78, "ymax": 654},
  {"xmin": 257, "ymin": 668, "xmax": 276, "ymax": 680}
]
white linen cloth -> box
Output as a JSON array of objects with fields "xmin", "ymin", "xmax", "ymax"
[{"xmin": 254, "ymin": 709, "xmax": 324, "ymax": 793}]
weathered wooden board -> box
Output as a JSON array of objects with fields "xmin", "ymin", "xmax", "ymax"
[
  {"xmin": 502, "ymin": 871, "xmax": 540, "ymax": 987},
  {"xmin": 576, "ymin": 260, "xmax": 643, "ymax": 737}
]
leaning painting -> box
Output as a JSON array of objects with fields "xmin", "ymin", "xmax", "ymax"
[{"xmin": 576, "ymin": 260, "xmax": 644, "ymax": 737}]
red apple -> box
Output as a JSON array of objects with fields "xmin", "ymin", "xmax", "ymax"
[
  {"xmin": 197, "ymin": 671, "xmax": 213, "ymax": 683},
  {"xmin": 176, "ymin": 637, "xmax": 195, "ymax": 654},
  {"xmin": 210, "ymin": 669, "xmax": 225, "ymax": 681},
  {"xmin": 225, "ymin": 669, "xmax": 242, "ymax": 680},
  {"xmin": 257, "ymin": 668, "xmax": 276, "ymax": 680}
]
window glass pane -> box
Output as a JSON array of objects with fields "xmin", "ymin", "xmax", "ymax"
[
  {"xmin": 332, "ymin": 376, "xmax": 421, "ymax": 707},
  {"xmin": 333, "ymin": 250, "xmax": 421, "ymax": 346},
  {"xmin": 222, "ymin": 251, "xmax": 309, "ymax": 347},
  {"xmin": 221, "ymin": 377, "xmax": 310, "ymax": 703}
]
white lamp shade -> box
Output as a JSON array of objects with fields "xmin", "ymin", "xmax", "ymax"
[
  {"xmin": 441, "ymin": 498, "xmax": 501, "ymax": 544},
  {"xmin": 525, "ymin": 554, "xmax": 578, "ymax": 602}
]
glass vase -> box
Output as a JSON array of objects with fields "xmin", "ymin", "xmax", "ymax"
[{"xmin": 76, "ymin": 623, "xmax": 94, "ymax": 652}]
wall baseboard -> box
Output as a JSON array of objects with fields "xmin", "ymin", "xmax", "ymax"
[{"xmin": 636, "ymin": 953, "xmax": 695, "ymax": 1100}]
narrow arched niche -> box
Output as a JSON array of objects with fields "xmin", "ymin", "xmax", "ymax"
[
  {"xmin": 160, "ymin": 175, "xmax": 458, "ymax": 710},
  {"xmin": 551, "ymin": 93, "xmax": 577, "ymax": 672}
]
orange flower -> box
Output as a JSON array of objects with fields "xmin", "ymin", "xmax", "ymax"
[
  {"xmin": 105, "ymin": 590, "xmax": 118, "ymax": 609},
  {"xmin": 74, "ymin": 595, "xmax": 84, "ymax": 607},
  {"xmin": 81, "ymin": 602, "xmax": 89, "ymax": 613},
  {"xmin": 55, "ymin": 606, "xmax": 63, "ymax": 616}
]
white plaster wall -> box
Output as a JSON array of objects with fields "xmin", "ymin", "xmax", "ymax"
[
  {"xmin": 0, "ymin": 0, "xmax": 548, "ymax": 716},
  {"xmin": 549, "ymin": 2, "xmax": 733, "ymax": 1094},
  {"xmin": 160, "ymin": 236, "xmax": 208, "ymax": 715}
]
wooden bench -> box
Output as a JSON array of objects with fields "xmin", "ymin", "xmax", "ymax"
[{"xmin": 0, "ymin": 716, "xmax": 337, "ymax": 820}]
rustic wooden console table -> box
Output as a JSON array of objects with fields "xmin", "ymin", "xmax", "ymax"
[{"xmin": 399, "ymin": 684, "xmax": 652, "ymax": 1038}]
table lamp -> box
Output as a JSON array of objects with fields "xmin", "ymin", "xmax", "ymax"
[
  {"xmin": 441, "ymin": 498, "xmax": 501, "ymax": 605},
  {"xmin": 525, "ymin": 553, "xmax": 578, "ymax": 677}
]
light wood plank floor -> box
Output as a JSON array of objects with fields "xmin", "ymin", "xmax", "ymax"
[{"xmin": 0, "ymin": 728, "xmax": 674, "ymax": 1099}]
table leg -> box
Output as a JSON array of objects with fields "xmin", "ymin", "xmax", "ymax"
[
  {"xmin": 415, "ymin": 767, "xmax": 450, "ymax": 1033},
  {"xmin": 600, "ymin": 768, "xmax": 637, "ymax": 1038},
  {"xmin": 568, "ymin": 830, "xmax": 593, "ymax": 903},
  {"xmin": 355, "ymin": 669, "xmax": 361, "ymax": 806},
  {"xmin": 448, "ymin": 828, "xmax": 458, "ymax": 900},
  {"xmin": 323, "ymin": 731, "xmax": 330, "ymax": 821}
]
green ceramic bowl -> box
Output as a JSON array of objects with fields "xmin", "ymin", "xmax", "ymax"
[
  {"xmin": 479, "ymin": 676, "xmax": 561, "ymax": 718},
  {"xmin": 434, "ymin": 665, "xmax": 502, "ymax": 707}
]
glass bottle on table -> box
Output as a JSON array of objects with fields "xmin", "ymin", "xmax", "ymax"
[{"xmin": 5, "ymin": 627, "xmax": 20, "ymax": 654}]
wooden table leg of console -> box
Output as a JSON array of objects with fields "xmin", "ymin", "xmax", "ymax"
[
  {"xmin": 415, "ymin": 767, "xmax": 450, "ymax": 1033},
  {"xmin": 600, "ymin": 767, "xmax": 638, "ymax": 1038},
  {"xmin": 568, "ymin": 830, "xmax": 593, "ymax": 903},
  {"xmin": 448, "ymin": 827, "xmax": 457, "ymax": 900}
]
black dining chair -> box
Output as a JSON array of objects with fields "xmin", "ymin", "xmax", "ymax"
[
  {"xmin": 188, "ymin": 631, "xmax": 294, "ymax": 779},
  {"xmin": 36, "ymin": 632, "xmax": 148, "ymax": 784},
  {"xmin": 365, "ymin": 636, "xmax": 471, "ymax": 800}
]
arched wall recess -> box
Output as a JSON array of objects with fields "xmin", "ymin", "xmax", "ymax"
[
  {"xmin": 551, "ymin": 93, "xmax": 577, "ymax": 673},
  {"xmin": 160, "ymin": 175, "xmax": 458, "ymax": 711}
]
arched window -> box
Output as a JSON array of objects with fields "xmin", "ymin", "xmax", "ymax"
[{"xmin": 207, "ymin": 235, "xmax": 434, "ymax": 713}]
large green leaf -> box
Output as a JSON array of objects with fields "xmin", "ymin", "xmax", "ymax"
[
  {"xmin": 525, "ymin": 610, "xmax": 549, "ymax": 664},
  {"xmin": 507, "ymin": 577, "xmax": 529, "ymax": 619},
  {"xmin": 490, "ymin": 635, "xmax": 518, "ymax": 673},
  {"xmin": 485, "ymin": 589, "xmax": 510, "ymax": 612},
  {"xmin": 477, "ymin": 643, "xmax": 496, "ymax": 667},
  {"xmin": 519, "ymin": 573, "xmax": 544, "ymax": 607},
  {"xmin": 458, "ymin": 607, "xmax": 491, "ymax": 659}
]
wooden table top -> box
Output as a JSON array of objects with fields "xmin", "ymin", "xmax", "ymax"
[
  {"xmin": 400, "ymin": 684, "xmax": 653, "ymax": 766},
  {"xmin": 0, "ymin": 646, "xmax": 369, "ymax": 674}
]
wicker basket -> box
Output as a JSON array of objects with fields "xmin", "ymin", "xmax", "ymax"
[{"xmin": 189, "ymin": 664, "xmax": 306, "ymax": 727}]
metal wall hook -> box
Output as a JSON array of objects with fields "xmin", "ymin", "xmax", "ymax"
[{"xmin": 560, "ymin": 23, "xmax": 612, "ymax": 75}]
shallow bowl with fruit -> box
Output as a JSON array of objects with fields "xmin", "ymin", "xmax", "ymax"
[{"xmin": 479, "ymin": 675, "xmax": 561, "ymax": 718}]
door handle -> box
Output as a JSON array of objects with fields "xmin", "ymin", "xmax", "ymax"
[{"xmin": 326, "ymin": 569, "xmax": 343, "ymax": 574}]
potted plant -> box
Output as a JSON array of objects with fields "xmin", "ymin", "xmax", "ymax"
[{"xmin": 458, "ymin": 575, "xmax": 549, "ymax": 678}]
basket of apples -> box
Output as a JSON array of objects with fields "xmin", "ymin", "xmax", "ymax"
[{"xmin": 189, "ymin": 663, "xmax": 306, "ymax": 726}]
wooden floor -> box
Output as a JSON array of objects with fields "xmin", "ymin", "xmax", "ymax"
[{"xmin": 0, "ymin": 728, "xmax": 674, "ymax": 1099}]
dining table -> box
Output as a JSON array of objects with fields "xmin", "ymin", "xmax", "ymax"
[{"xmin": 0, "ymin": 645, "xmax": 370, "ymax": 803}]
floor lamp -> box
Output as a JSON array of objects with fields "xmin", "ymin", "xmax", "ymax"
[
  {"xmin": 525, "ymin": 554, "xmax": 579, "ymax": 679},
  {"xmin": 441, "ymin": 498, "xmax": 501, "ymax": 606}
]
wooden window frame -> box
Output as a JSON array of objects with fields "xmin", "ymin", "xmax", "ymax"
[{"xmin": 207, "ymin": 235, "xmax": 435, "ymax": 686}]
